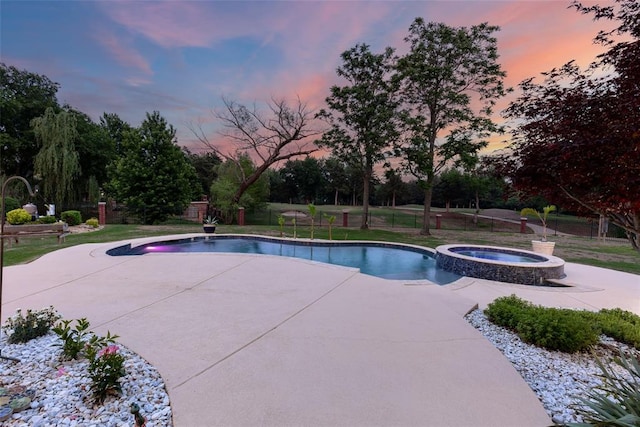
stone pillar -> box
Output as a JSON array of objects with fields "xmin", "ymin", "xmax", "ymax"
[
  {"xmin": 520, "ymin": 217, "xmax": 527, "ymax": 234},
  {"xmin": 98, "ymin": 202, "xmax": 107, "ymax": 225},
  {"xmin": 342, "ymin": 210, "xmax": 349, "ymax": 227},
  {"xmin": 435, "ymin": 214, "xmax": 442, "ymax": 230},
  {"xmin": 238, "ymin": 207, "xmax": 245, "ymax": 226}
]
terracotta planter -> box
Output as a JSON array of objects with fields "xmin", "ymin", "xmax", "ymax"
[{"xmin": 531, "ymin": 240, "xmax": 555, "ymax": 255}]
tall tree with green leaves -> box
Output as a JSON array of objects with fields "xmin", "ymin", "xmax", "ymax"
[
  {"xmin": 1, "ymin": 63, "xmax": 60, "ymax": 178},
  {"xmin": 31, "ymin": 107, "xmax": 81, "ymax": 207},
  {"xmin": 395, "ymin": 19, "xmax": 509, "ymax": 235},
  {"xmin": 64, "ymin": 106, "xmax": 115, "ymax": 203},
  {"xmin": 319, "ymin": 44, "xmax": 400, "ymax": 229},
  {"xmin": 107, "ymin": 111, "xmax": 197, "ymax": 224}
]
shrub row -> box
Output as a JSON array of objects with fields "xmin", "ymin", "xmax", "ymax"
[
  {"xmin": 484, "ymin": 295, "xmax": 640, "ymax": 353},
  {"xmin": 4, "ymin": 209, "xmax": 83, "ymax": 225}
]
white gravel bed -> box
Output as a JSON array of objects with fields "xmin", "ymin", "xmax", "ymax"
[
  {"xmin": 0, "ymin": 334, "xmax": 171, "ymax": 426},
  {"xmin": 465, "ymin": 309, "xmax": 638, "ymax": 425}
]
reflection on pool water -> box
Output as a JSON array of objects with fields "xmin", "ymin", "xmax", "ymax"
[{"xmin": 107, "ymin": 236, "xmax": 461, "ymax": 285}]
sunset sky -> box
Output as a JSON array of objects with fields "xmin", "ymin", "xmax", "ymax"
[{"xmin": 2, "ymin": 0, "xmax": 615, "ymax": 153}]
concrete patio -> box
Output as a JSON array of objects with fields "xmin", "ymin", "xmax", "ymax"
[{"xmin": 2, "ymin": 235, "xmax": 638, "ymax": 426}]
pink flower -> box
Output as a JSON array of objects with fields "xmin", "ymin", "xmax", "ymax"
[
  {"xmin": 98, "ymin": 345, "xmax": 119, "ymax": 357},
  {"xmin": 57, "ymin": 367, "xmax": 68, "ymax": 377}
]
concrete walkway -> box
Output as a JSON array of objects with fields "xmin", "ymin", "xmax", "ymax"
[{"xmin": 2, "ymin": 235, "xmax": 638, "ymax": 426}]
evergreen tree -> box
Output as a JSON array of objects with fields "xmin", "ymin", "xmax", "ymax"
[{"xmin": 107, "ymin": 111, "xmax": 198, "ymax": 224}]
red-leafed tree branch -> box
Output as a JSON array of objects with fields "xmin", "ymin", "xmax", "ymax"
[{"xmin": 504, "ymin": 0, "xmax": 640, "ymax": 251}]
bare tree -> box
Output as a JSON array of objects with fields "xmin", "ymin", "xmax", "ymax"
[{"xmin": 190, "ymin": 96, "xmax": 320, "ymax": 205}]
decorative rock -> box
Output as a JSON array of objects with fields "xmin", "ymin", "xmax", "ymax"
[
  {"xmin": 0, "ymin": 333, "xmax": 173, "ymax": 426},
  {"xmin": 465, "ymin": 309, "xmax": 639, "ymax": 424},
  {"xmin": 9, "ymin": 397, "xmax": 30, "ymax": 412},
  {"xmin": 0, "ymin": 405, "xmax": 12, "ymax": 421}
]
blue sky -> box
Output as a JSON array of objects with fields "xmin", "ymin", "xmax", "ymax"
[{"xmin": 1, "ymin": 0, "xmax": 612, "ymax": 152}]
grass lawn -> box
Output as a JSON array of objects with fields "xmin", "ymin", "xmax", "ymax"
[{"xmin": 2, "ymin": 206, "xmax": 638, "ymax": 275}]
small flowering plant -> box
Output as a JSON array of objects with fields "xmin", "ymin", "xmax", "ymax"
[
  {"xmin": 2, "ymin": 306, "xmax": 61, "ymax": 343},
  {"xmin": 86, "ymin": 344, "xmax": 126, "ymax": 404}
]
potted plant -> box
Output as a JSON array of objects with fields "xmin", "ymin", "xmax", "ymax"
[
  {"xmin": 203, "ymin": 216, "xmax": 218, "ymax": 234},
  {"xmin": 520, "ymin": 205, "xmax": 557, "ymax": 255}
]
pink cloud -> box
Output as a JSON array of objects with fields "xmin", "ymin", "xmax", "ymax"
[
  {"xmin": 95, "ymin": 30, "xmax": 153, "ymax": 77},
  {"xmin": 98, "ymin": 1, "xmax": 269, "ymax": 49}
]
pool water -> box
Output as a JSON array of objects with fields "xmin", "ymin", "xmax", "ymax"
[
  {"xmin": 452, "ymin": 249, "xmax": 545, "ymax": 263},
  {"xmin": 108, "ymin": 237, "xmax": 461, "ymax": 284}
]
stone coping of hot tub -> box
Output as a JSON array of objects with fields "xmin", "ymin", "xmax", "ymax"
[
  {"xmin": 435, "ymin": 244, "xmax": 565, "ymax": 267},
  {"xmin": 434, "ymin": 244, "xmax": 566, "ymax": 286}
]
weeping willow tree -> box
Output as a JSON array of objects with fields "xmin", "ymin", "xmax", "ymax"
[{"xmin": 31, "ymin": 107, "xmax": 80, "ymax": 207}]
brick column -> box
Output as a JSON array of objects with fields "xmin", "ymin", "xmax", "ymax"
[
  {"xmin": 238, "ymin": 207, "xmax": 245, "ymax": 226},
  {"xmin": 342, "ymin": 211, "xmax": 349, "ymax": 227},
  {"xmin": 435, "ymin": 214, "xmax": 442, "ymax": 229},
  {"xmin": 520, "ymin": 217, "xmax": 527, "ymax": 234},
  {"xmin": 98, "ymin": 202, "xmax": 106, "ymax": 225}
]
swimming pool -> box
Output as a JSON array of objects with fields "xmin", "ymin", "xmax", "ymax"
[{"xmin": 107, "ymin": 235, "xmax": 461, "ymax": 285}]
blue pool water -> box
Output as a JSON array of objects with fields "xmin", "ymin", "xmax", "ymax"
[
  {"xmin": 451, "ymin": 248, "xmax": 545, "ymax": 263},
  {"xmin": 107, "ymin": 236, "xmax": 461, "ymax": 284}
]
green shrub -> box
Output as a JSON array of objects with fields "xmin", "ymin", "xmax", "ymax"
[
  {"xmin": 2, "ymin": 196, "xmax": 20, "ymax": 216},
  {"xmin": 485, "ymin": 295, "xmax": 599, "ymax": 353},
  {"xmin": 6, "ymin": 208, "xmax": 32, "ymax": 225},
  {"xmin": 568, "ymin": 351, "xmax": 640, "ymax": 426},
  {"xmin": 37, "ymin": 215, "xmax": 58, "ymax": 224},
  {"xmin": 2, "ymin": 307, "xmax": 61, "ymax": 343},
  {"xmin": 485, "ymin": 294, "xmax": 534, "ymax": 330},
  {"xmin": 597, "ymin": 309, "xmax": 640, "ymax": 350},
  {"xmin": 86, "ymin": 217, "xmax": 99, "ymax": 228},
  {"xmin": 516, "ymin": 307, "xmax": 599, "ymax": 353},
  {"xmin": 61, "ymin": 210, "xmax": 82, "ymax": 226}
]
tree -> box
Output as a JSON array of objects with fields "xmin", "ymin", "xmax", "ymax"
[
  {"xmin": 210, "ymin": 154, "xmax": 269, "ymax": 223},
  {"xmin": 191, "ymin": 96, "xmax": 320, "ymax": 206},
  {"xmin": 100, "ymin": 112, "xmax": 132, "ymax": 158},
  {"xmin": 378, "ymin": 169, "xmax": 407, "ymax": 208},
  {"xmin": 183, "ymin": 148, "xmax": 222, "ymax": 199},
  {"xmin": 504, "ymin": 0, "xmax": 640, "ymax": 251},
  {"xmin": 395, "ymin": 19, "xmax": 509, "ymax": 235},
  {"xmin": 433, "ymin": 169, "xmax": 467, "ymax": 210},
  {"xmin": 319, "ymin": 44, "xmax": 399, "ymax": 229},
  {"xmin": 64, "ymin": 106, "xmax": 115, "ymax": 204},
  {"xmin": 107, "ymin": 111, "xmax": 197, "ymax": 224},
  {"xmin": 0, "ymin": 63, "xmax": 60, "ymax": 178},
  {"xmin": 31, "ymin": 107, "xmax": 81, "ymax": 207},
  {"xmin": 322, "ymin": 156, "xmax": 351, "ymax": 206},
  {"xmin": 279, "ymin": 157, "xmax": 325, "ymax": 204}
]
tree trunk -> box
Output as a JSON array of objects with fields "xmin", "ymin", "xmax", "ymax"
[
  {"xmin": 421, "ymin": 186, "xmax": 433, "ymax": 235},
  {"xmin": 473, "ymin": 190, "xmax": 480, "ymax": 225},
  {"xmin": 445, "ymin": 201, "xmax": 450, "ymax": 213},
  {"xmin": 361, "ymin": 171, "xmax": 371, "ymax": 230},
  {"xmin": 334, "ymin": 189, "xmax": 339, "ymax": 206},
  {"xmin": 392, "ymin": 191, "xmax": 396, "ymax": 208}
]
